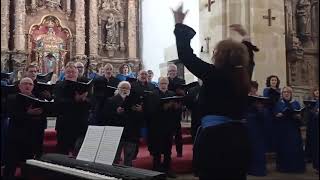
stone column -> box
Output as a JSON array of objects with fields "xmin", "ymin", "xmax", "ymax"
[
  {"xmin": 89, "ymin": 0, "xmax": 98, "ymax": 58},
  {"xmin": 119, "ymin": 21, "xmax": 125, "ymax": 51},
  {"xmin": 75, "ymin": 0, "xmax": 86, "ymax": 59},
  {"xmin": 1, "ymin": 0, "xmax": 10, "ymax": 52},
  {"xmin": 14, "ymin": 0, "xmax": 26, "ymax": 52},
  {"xmin": 127, "ymin": 0, "xmax": 137, "ymax": 59},
  {"xmin": 66, "ymin": 0, "xmax": 72, "ymax": 16}
]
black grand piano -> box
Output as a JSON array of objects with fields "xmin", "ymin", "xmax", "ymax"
[{"xmin": 22, "ymin": 153, "xmax": 166, "ymax": 180}]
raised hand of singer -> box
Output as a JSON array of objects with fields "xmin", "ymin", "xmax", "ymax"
[
  {"xmin": 131, "ymin": 104, "xmax": 143, "ymax": 112},
  {"xmin": 117, "ymin": 107, "xmax": 124, "ymax": 114},
  {"xmin": 27, "ymin": 105, "xmax": 43, "ymax": 115},
  {"xmin": 74, "ymin": 91, "xmax": 88, "ymax": 102}
]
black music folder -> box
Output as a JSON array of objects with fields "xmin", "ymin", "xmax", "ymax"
[
  {"xmin": 36, "ymin": 81, "xmax": 55, "ymax": 93},
  {"xmin": 176, "ymin": 81, "xmax": 199, "ymax": 90},
  {"xmin": 126, "ymin": 77, "xmax": 137, "ymax": 83},
  {"xmin": 160, "ymin": 96, "xmax": 184, "ymax": 103},
  {"xmin": 1, "ymin": 72, "xmax": 14, "ymax": 80},
  {"xmin": 248, "ymin": 95, "xmax": 270, "ymax": 106},
  {"xmin": 37, "ymin": 72, "xmax": 54, "ymax": 83},
  {"xmin": 18, "ymin": 93, "xmax": 54, "ymax": 115},
  {"xmin": 1, "ymin": 84, "xmax": 16, "ymax": 96},
  {"xmin": 303, "ymin": 100, "xmax": 317, "ymax": 109},
  {"xmin": 281, "ymin": 107, "xmax": 305, "ymax": 116},
  {"xmin": 65, "ymin": 79, "xmax": 93, "ymax": 93}
]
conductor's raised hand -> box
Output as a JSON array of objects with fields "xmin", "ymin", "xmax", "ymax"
[
  {"xmin": 171, "ymin": 3, "xmax": 189, "ymax": 24},
  {"xmin": 229, "ymin": 24, "xmax": 247, "ymax": 36}
]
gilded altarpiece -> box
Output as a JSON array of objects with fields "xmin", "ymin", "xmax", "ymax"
[
  {"xmin": 29, "ymin": 16, "xmax": 71, "ymax": 75},
  {"xmin": 1, "ymin": 0, "xmax": 141, "ymax": 79}
]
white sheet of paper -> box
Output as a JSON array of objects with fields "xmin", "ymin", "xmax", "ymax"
[
  {"xmin": 94, "ymin": 126, "xmax": 123, "ymax": 165},
  {"xmin": 76, "ymin": 126, "xmax": 105, "ymax": 162}
]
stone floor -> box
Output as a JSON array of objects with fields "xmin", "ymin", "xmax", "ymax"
[{"xmin": 170, "ymin": 163, "xmax": 319, "ymax": 180}]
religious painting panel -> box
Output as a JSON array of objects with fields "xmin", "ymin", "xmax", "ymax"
[{"xmin": 29, "ymin": 15, "xmax": 71, "ymax": 76}]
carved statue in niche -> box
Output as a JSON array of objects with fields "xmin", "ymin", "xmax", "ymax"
[
  {"xmin": 105, "ymin": 13, "xmax": 118, "ymax": 45},
  {"xmin": 43, "ymin": 53, "xmax": 57, "ymax": 73},
  {"xmin": 102, "ymin": 0, "xmax": 122, "ymax": 11},
  {"xmin": 292, "ymin": 36, "xmax": 304, "ymax": 60},
  {"xmin": 296, "ymin": 0, "xmax": 312, "ymax": 39},
  {"xmin": 36, "ymin": 0, "xmax": 62, "ymax": 11}
]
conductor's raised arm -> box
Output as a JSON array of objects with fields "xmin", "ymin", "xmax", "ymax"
[{"xmin": 172, "ymin": 4, "xmax": 212, "ymax": 80}]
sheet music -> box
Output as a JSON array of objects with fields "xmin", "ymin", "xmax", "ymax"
[
  {"xmin": 95, "ymin": 126, "xmax": 123, "ymax": 165},
  {"xmin": 76, "ymin": 126, "xmax": 105, "ymax": 162}
]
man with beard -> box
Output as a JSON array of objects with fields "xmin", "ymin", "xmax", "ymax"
[{"xmin": 104, "ymin": 81, "xmax": 138, "ymax": 166}]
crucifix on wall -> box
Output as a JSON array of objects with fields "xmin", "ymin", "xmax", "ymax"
[
  {"xmin": 263, "ymin": 9, "xmax": 276, "ymax": 26},
  {"xmin": 206, "ymin": 0, "xmax": 215, "ymax": 12},
  {"xmin": 204, "ymin": 37, "xmax": 211, "ymax": 53}
]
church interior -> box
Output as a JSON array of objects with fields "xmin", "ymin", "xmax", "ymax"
[{"xmin": 1, "ymin": 0, "xmax": 319, "ymax": 180}]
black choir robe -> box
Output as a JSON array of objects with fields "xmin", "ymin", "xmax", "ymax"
[
  {"xmin": 174, "ymin": 23, "xmax": 250, "ymax": 180},
  {"xmin": 92, "ymin": 76, "xmax": 120, "ymax": 125},
  {"xmin": 273, "ymin": 99, "xmax": 305, "ymax": 173},
  {"xmin": 53, "ymin": 80, "xmax": 90, "ymax": 154},
  {"xmin": 147, "ymin": 89, "xmax": 176, "ymax": 155},
  {"xmin": 4, "ymin": 93, "xmax": 46, "ymax": 177}
]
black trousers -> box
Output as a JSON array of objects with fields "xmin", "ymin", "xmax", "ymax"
[
  {"xmin": 4, "ymin": 135, "xmax": 33, "ymax": 179},
  {"xmin": 151, "ymin": 134, "xmax": 173, "ymax": 172},
  {"xmin": 174, "ymin": 123, "xmax": 183, "ymax": 155}
]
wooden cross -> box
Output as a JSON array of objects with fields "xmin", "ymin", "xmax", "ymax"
[
  {"xmin": 263, "ymin": 9, "xmax": 276, "ymax": 26},
  {"xmin": 204, "ymin": 37, "xmax": 211, "ymax": 53},
  {"xmin": 207, "ymin": 0, "xmax": 215, "ymax": 12}
]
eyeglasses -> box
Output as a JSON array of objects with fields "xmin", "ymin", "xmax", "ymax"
[{"xmin": 76, "ymin": 66, "xmax": 84, "ymax": 69}]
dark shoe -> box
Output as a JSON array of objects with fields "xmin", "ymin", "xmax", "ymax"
[{"xmin": 166, "ymin": 170, "xmax": 177, "ymax": 178}]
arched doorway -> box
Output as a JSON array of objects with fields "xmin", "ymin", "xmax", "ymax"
[{"xmin": 28, "ymin": 15, "xmax": 71, "ymax": 76}]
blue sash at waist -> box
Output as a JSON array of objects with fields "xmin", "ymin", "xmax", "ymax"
[{"xmin": 201, "ymin": 115, "xmax": 233, "ymax": 129}]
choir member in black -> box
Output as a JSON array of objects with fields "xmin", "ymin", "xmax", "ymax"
[
  {"xmin": 304, "ymin": 87, "xmax": 319, "ymax": 172},
  {"xmin": 246, "ymin": 81, "xmax": 267, "ymax": 176},
  {"xmin": 229, "ymin": 24, "xmax": 259, "ymax": 80},
  {"xmin": 263, "ymin": 75, "xmax": 281, "ymax": 152},
  {"xmin": 1, "ymin": 73, "xmax": 13, "ymax": 168},
  {"xmin": 167, "ymin": 64, "xmax": 185, "ymax": 157},
  {"xmin": 15, "ymin": 65, "xmax": 51, "ymax": 157},
  {"xmin": 104, "ymin": 81, "xmax": 140, "ymax": 166},
  {"xmin": 54, "ymin": 62, "xmax": 90, "ymax": 155},
  {"xmin": 75, "ymin": 61, "xmax": 90, "ymax": 83},
  {"xmin": 130, "ymin": 70, "xmax": 157, "ymax": 158},
  {"xmin": 15, "ymin": 65, "xmax": 51, "ymax": 100},
  {"xmin": 92, "ymin": 63, "xmax": 120, "ymax": 125},
  {"xmin": 4, "ymin": 77, "xmax": 45, "ymax": 179},
  {"xmin": 173, "ymin": 5, "xmax": 251, "ymax": 180},
  {"xmin": 147, "ymin": 77, "xmax": 178, "ymax": 178},
  {"xmin": 273, "ymin": 86, "xmax": 305, "ymax": 173},
  {"xmin": 183, "ymin": 80, "xmax": 201, "ymax": 143}
]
